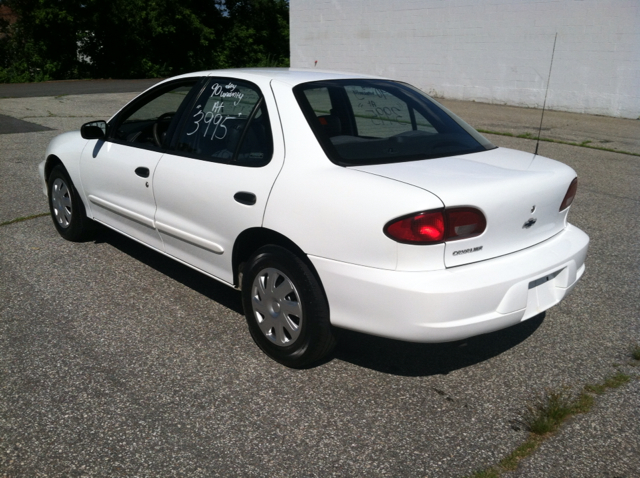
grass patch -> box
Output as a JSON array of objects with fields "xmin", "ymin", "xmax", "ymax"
[
  {"xmin": 0, "ymin": 212, "xmax": 49, "ymax": 227},
  {"xmin": 522, "ymin": 388, "xmax": 576, "ymax": 434},
  {"xmin": 631, "ymin": 344, "xmax": 640, "ymax": 362},
  {"xmin": 476, "ymin": 128, "xmax": 640, "ymax": 157},
  {"xmin": 466, "ymin": 371, "xmax": 634, "ymax": 478},
  {"xmin": 584, "ymin": 372, "xmax": 631, "ymax": 394},
  {"xmin": 469, "ymin": 469, "xmax": 500, "ymax": 478},
  {"xmin": 497, "ymin": 436, "xmax": 543, "ymax": 471}
]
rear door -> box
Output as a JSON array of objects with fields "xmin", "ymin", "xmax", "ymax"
[{"xmin": 152, "ymin": 77, "xmax": 285, "ymax": 284}]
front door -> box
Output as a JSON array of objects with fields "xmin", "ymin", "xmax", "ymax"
[{"xmin": 79, "ymin": 79, "xmax": 200, "ymax": 249}]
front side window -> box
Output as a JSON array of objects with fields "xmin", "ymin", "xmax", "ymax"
[
  {"xmin": 295, "ymin": 79, "xmax": 495, "ymax": 166},
  {"xmin": 175, "ymin": 79, "xmax": 273, "ymax": 166},
  {"xmin": 112, "ymin": 81, "xmax": 198, "ymax": 147}
]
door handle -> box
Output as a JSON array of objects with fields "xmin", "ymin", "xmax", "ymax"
[
  {"xmin": 234, "ymin": 192, "xmax": 256, "ymax": 206},
  {"xmin": 135, "ymin": 167, "xmax": 150, "ymax": 178}
]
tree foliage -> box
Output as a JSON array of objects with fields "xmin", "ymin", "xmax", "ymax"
[{"xmin": 0, "ymin": 0, "xmax": 289, "ymax": 82}]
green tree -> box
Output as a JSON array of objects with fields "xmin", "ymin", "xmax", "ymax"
[
  {"xmin": 0, "ymin": 0, "xmax": 289, "ymax": 82},
  {"xmin": 79, "ymin": 0, "xmax": 226, "ymax": 79},
  {"xmin": 221, "ymin": 0, "xmax": 290, "ymax": 68},
  {"xmin": 0, "ymin": 0, "xmax": 84, "ymax": 82}
]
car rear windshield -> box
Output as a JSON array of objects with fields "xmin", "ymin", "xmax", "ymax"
[{"xmin": 294, "ymin": 79, "xmax": 495, "ymax": 166}]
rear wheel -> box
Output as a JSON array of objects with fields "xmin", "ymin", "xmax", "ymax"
[
  {"xmin": 241, "ymin": 245, "xmax": 335, "ymax": 368},
  {"xmin": 48, "ymin": 165, "xmax": 96, "ymax": 242}
]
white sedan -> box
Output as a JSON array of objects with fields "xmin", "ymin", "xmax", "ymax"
[{"xmin": 39, "ymin": 69, "xmax": 589, "ymax": 367}]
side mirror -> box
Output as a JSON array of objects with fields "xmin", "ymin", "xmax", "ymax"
[{"xmin": 81, "ymin": 120, "xmax": 107, "ymax": 140}]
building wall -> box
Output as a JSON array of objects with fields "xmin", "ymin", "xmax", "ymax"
[{"xmin": 290, "ymin": 0, "xmax": 640, "ymax": 119}]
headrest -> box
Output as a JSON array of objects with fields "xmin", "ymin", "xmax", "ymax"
[{"xmin": 317, "ymin": 115, "xmax": 341, "ymax": 137}]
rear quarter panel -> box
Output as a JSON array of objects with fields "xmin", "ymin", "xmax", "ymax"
[{"xmin": 265, "ymin": 79, "xmax": 444, "ymax": 271}]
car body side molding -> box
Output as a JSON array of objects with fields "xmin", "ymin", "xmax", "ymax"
[
  {"xmin": 155, "ymin": 221, "xmax": 224, "ymax": 255},
  {"xmin": 88, "ymin": 194, "xmax": 155, "ymax": 229}
]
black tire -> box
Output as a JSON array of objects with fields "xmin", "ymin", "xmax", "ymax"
[
  {"xmin": 47, "ymin": 165, "xmax": 96, "ymax": 242},
  {"xmin": 241, "ymin": 245, "xmax": 336, "ymax": 368}
]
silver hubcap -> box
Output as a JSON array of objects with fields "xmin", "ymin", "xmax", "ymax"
[
  {"xmin": 251, "ymin": 267, "xmax": 303, "ymax": 347},
  {"xmin": 51, "ymin": 178, "xmax": 72, "ymax": 228}
]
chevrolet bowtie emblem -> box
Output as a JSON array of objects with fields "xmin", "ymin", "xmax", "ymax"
[{"xmin": 523, "ymin": 218, "xmax": 537, "ymax": 229}]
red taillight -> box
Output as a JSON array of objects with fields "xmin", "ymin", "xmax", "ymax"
[
  {"xmin": 559, "ymin": 177, "xmax": 578, "ymax": 211},
  {"xmin": 384, "ymin": 207, "xmax": 486, "ymax": 244},
  {"xmin": 446, "ymin": 207, "xmax": 487, "ymax": 241},
  {"xmin": 384, "ymin": 211, "xmax": 445, "ymax": 244}
]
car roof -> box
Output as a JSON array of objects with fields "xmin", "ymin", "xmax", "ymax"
[{"xmin": 169, "ymin": 68, "xmax": 386, "ymax": 86}]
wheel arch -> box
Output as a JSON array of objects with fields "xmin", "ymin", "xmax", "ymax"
[
  {"xmin": 232, "ymin": 228, "xmax": 325, "ymax": 295},
  {"xmin": 43, "ymin": 154, "xmax": 64, "ymax": 182},
  {"xmin": 43, "ymin": 152, "xmax": 94, "ymax": 218}
]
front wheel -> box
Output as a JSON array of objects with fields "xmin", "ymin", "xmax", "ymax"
[
  {"xmin": 48, "ymin": 165, "xmax": 96, "ymax": 242},
  {"xmin": 241, "ymin": 246, "xmax": 336, "ymax": 368}
]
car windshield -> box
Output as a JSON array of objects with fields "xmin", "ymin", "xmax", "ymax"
[{"xmin": 294, "ymin": 79, "xmax": 495, "ymax": 166}]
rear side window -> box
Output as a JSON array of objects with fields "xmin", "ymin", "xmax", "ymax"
[
  {"xmin": 295, "ymin": 79, "xmax": 494, "ymax": 166},
  {"xmin": 305, "ymin": 87, "xmax": 332, "ymax": 116},
  {"xmin": 175, "ymin": 79, "xmax": 273, "ymax": 167}
]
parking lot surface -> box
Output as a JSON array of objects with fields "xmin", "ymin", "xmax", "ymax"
[{"xmin": 1, "ymin": 81, "xmax": 639, "ymax": 477}]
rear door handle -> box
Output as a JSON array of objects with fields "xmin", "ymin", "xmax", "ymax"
[
  {"xmin": 135, "ymin": 167, "xmax": 150, "ymax": 178},
  {"xmin": 234, "ymin": 192, "xmax": 256, "ymax": 206}
]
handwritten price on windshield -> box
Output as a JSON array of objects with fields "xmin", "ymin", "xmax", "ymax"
[{"xmin": 187, "ymin": 103, "xmax": 231, "ymax": 140}]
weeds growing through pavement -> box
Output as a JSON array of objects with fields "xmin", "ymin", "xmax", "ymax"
[
  {"xmin": 467, "ymin": 371, "xmax": 632, "ymax": 478},
  {"xmin": 0, "ymin": 212, "xmax": 49, "ymax": 227},
  {"xmin": 521, "ymin": 388, "xmax": 578, "ymax": 435}
]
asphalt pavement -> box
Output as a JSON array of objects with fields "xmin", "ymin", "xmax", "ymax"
[
  {"xmin": 1, "ymin": 80, "xmax": 639, "ymax": 477},
  {"xmin": 0, "ymin": 78, "xmax": 161, "ymax": 99}
]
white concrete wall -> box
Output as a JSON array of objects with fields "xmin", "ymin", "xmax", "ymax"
[{"xmin": 290, "ymin": 0, "xmax": 640, "ymax": 119}]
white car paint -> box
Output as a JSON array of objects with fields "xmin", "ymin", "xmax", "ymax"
[
  {"xmin": 79, "ymin": 141, "xmax": 164, "ymax": 249},
  {"xmin": 153, "ymin": 150, "xmax": 284, "ymax": 284},
  {"xmin": 39, "ymin": 68, "xmax": 589, "ymax": 349},
  {"xmin": 353, "ymin": 149, "xmax": 575, "ymax": 268},
  {"xmin": 311, "ymin": 224, "xmax": 587, "ymax": 341}
]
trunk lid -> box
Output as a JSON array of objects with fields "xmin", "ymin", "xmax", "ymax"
[{"xmin": 353, "ymin": 147, "xmax": 577, "ymax": 267}]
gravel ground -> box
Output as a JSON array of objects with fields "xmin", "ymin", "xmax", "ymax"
[{"xmin": 1, "ymin": 86, "xmax": 639, "ymax": 477}]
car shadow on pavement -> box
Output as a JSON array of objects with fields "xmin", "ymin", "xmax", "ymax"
[
  {"xmin": 93, "ymin": 226, "xmax": 543, "ymax": 376},
  {"xmin": 331, "ymin": 313, "xmax": 545, "ymax": 376},
  {"xmin": 95, "ymin": 226, "xmax": 244, "ymax": 315}
]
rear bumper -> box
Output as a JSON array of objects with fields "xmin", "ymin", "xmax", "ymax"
[{"xmin": 310, "ymin": 224, "xmax": 589, "ymax": 342}]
